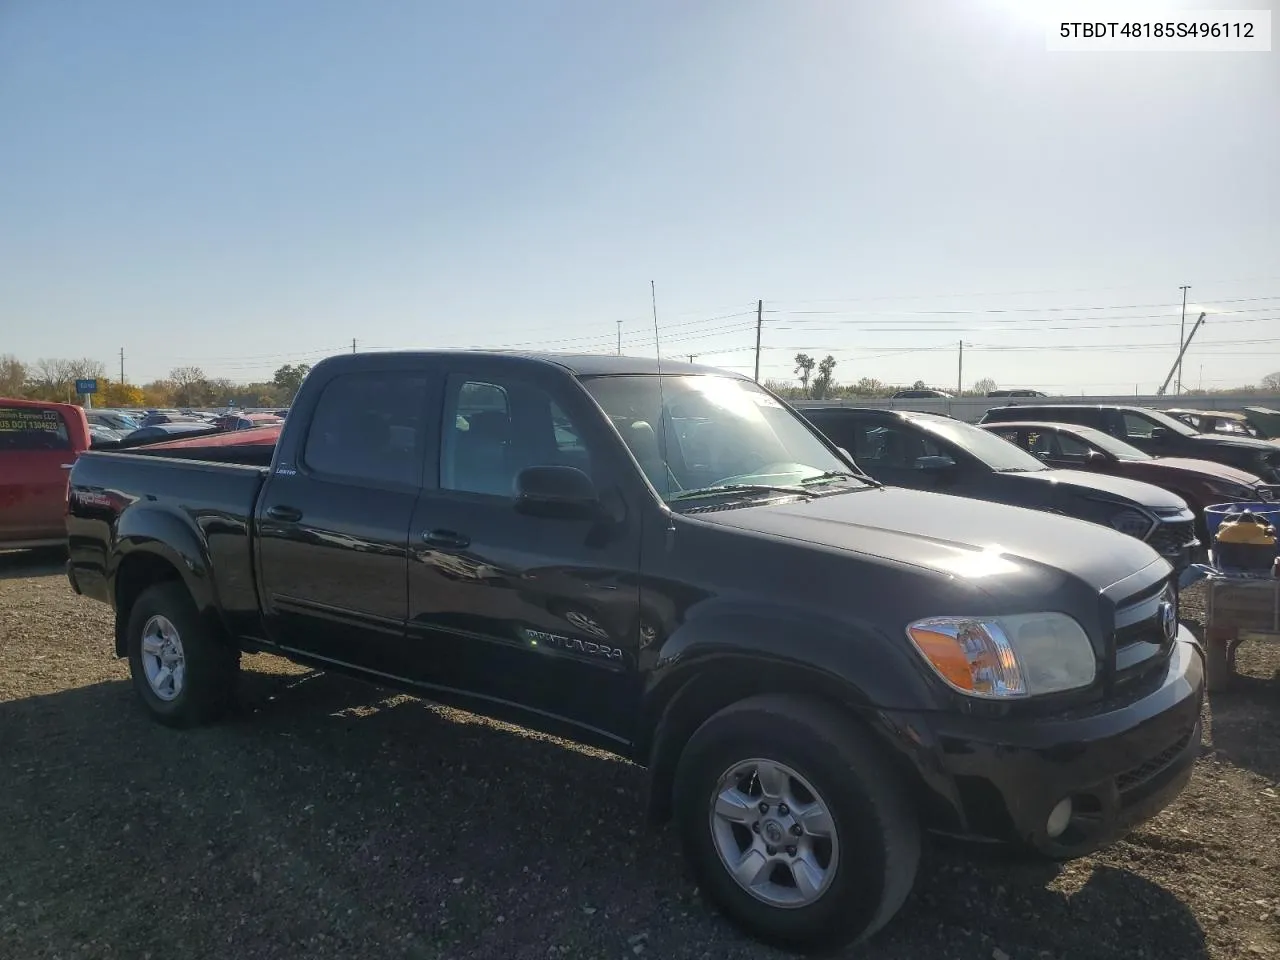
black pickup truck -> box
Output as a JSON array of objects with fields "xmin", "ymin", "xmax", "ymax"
[{"xmin": 67, "ymin": 351, "xmax": 1204, "ymax": 951}]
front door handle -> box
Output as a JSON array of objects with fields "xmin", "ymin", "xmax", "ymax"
[
  {"xmin": 422, "ymin": 529, "xmax": 470, "ymax": 549},
  {"xmin": 266, "ymin": 504, "xmax": 303, "ymax": 522}
]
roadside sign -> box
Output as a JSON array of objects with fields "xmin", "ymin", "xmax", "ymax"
[{"xmin": 75, "ymin": 378, "xmax": 98, "ymax": 395}]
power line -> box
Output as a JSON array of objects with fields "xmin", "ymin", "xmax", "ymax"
[{"xmin": 764, "ymin": 279, "xmax": 1280, "ymax": 307}]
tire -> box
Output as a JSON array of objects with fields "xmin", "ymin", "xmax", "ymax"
[
  {"xmin": 672, "ymin": 694, "xmax": 920, "ymax": 952},
  {"xmin": 125, "ymin": 582, "xmax": 240, "ymax": 728}
]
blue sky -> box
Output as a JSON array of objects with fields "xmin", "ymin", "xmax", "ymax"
[{"xmin": 1, "ymin": 0, "xmax": 1277, "ymax": 393}]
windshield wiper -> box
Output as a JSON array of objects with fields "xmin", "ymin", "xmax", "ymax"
[
  {"xmin": 669, "ymin": 483, "xmax": 819, "ymax": 503},
  {"xmin": 800, "ymin": 470, "xmax": 881, "ymax": 488}
]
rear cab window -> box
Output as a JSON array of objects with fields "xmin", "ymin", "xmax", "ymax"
[{"xmin": 0, "ymin": 405, "xmax": 70, "ymax": 451}]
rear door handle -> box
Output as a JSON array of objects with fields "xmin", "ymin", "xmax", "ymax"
[
  {"xmin": 266, "ymin": 505, "xmax": 303, "ymax": 522},
  {"xmin": 61, "ymin": 464, "xmax": 75, "ymax": 470},
  {"xmin": 422, "ymin": 529, "xmax": 470, "ymax": 549}
]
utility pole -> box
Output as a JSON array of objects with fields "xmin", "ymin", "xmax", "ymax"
[
  {"xmin": 1158, "ymin": 311, "xmax": 1207, "ymax": 395},
  {"xmin": 352, "ymin": 338, "xmax": 357, "ymax": 354},
  {"xmin": 687, "ymin": 354, "xmax": 697, "ymax": 364},
  {"xmin": 1176, "ymin": 284, "xmax": 1190, "ymax": 395},
  {"xmin": 616, "ymin": 320, "xmax": 622, "ymax": 356},
  {"xmin": 753, "ymin": 299, "xmax": 763, "ymax": 382},
  {"xmin": 957, "ymin": 340, "xmax": 964, "ymax": 395},
  {"xmin": 119, "ymin": 347, "xmax": 125, "ymax": 385}
]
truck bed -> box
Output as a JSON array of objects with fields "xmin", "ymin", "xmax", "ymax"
[{"xmin": 66, "ymin": 450, "xmax": 269, "ymax": 639}]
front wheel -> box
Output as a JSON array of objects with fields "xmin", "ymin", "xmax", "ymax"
[
  {"xmin": 672, "ymin": 694, "xmax": 920, "ymax": 952},
  {"xmin": 126, "ymin": 582, "xmax": 240, "ymax": 728}
]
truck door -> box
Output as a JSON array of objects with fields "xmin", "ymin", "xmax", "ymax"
[
  {"xmin": 255, "ymin": 368, "xmax": 431, "ymax": 674},
  {"xmin": 406, "ymin": 362, "xmax": 643, "ymax": 746},
  {"xmin": 0, "ymin": 403, "xmax": 76, "ymax": 545}
]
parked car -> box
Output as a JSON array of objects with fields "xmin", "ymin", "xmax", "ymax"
[
  {"xmin": 141, "ymin": 411, "xmax": 203, "ymax": 427},
  {"xmin": 0, "ymin": 397, "xmax": 91, "ymax": 550},
  {"xmin": 1162, "ymin": 408, "xmax": 1258, "ymax": 438},
  {"xmin": 212, "ymin": 412, "xmax": 281, "ymax": 432},
  {"xmin": 122, "ymin": 422, "xmax": 219, "ymax": 444},
  {"xmin": 987, "ymin": 389, "xmax": 1047, "ymax": 398},
  {"xmin": 67, "ymin": 352, "xmax": 1204, "ymax": 951},
  {"xmin": 797, "ymin": 406, "xmax": 1199, "ymax": 569},
  {"xmin": 979, "ymin": 420, "xmax": 1277, "ymax": 544},
  {"xmin": 88, "ymin": 424, "xmax": 125, "ymax": 447},
  {"xmin": 85, "ymin": 409, "xmax": 141, "ymax": 433},
  {"xmin": 1242, "ymin": 406, "xmax": 1280, "ymax": 441},
  {"xmin": 891, "ymin": 388, "xmax": 952, "ymax": 399},
  {"xmin": 978, "ymin": 404, "xmax": 1280, "ymax": 482}
]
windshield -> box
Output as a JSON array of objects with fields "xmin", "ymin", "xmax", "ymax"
[
  {"xmin": 909, "ymin": 415, "xmax": 1049, "ymax": 472},
  {"xmin": 580, "ymin": 374, "xmax": 861, "ymax": 501},
  {"xmin": 1140, "ymin": 409, "xmax": 1200, "ymax": 437},
  {"xmin": 1070, "ymin": 426, "xmax": 1151, "ymax": 461}
]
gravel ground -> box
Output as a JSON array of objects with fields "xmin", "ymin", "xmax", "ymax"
[{"xmin": 1, "ymin": 549, "xmax": 1278, "ymax": 960}]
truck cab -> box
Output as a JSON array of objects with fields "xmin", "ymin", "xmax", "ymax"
[{"xmin": 0, "ymin": 397, "xmax": 90, "ymax": 550}]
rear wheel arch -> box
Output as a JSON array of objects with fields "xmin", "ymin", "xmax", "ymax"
[{"xmin": 112, "ymin": 547, "xmax": 226, "ymax": 656}]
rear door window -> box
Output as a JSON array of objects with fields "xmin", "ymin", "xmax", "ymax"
[
  {"xmin": 301, "ymin": 372, "xmax": 429, "ymax": 488},
  {"xmin": 0, "ymin": 406, "xmax": 70, "ymax": 451}
]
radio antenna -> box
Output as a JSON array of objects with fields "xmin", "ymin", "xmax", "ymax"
[{"xmin": 651, "ymin": 280, "xmax": 673, "ymax": 498}]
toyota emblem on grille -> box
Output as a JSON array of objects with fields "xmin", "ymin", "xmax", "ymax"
[{"xmin": 1158, "ymin": 600, "xmax": 1177, "ymax": 643}]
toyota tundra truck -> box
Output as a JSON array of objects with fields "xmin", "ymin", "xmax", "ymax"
[{"xmin": 66, "ymin": 351, "xmax": 1205, "ymax": 951}]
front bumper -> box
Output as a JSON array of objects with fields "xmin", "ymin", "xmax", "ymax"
[{"xmin": 894, "ymin": 629, "xmax": 1204, "ymax": 856}]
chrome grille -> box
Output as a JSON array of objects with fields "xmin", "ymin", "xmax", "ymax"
[
  {"xmin": 1147, "ymin": 520, "xmax": 1196, "ymax": 557},
  {"xmin": 1112, "ymin": 578, "xmax": 1176, "ymax": 683}
]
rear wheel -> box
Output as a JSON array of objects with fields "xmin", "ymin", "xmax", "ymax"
[
  {"xmin": 126, "ymin": 582, "xmax": 239, "ymax": 727},
  {"xmin": 672, "ymin": 694, "xmax": 920, "ymax": 951}
]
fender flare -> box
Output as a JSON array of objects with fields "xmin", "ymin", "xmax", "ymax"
[
  {"xmin": 109, "ymin": 506, "xmax": 226, "ymax": 651},
  {"xmin": 637, "ymin": 600, "xmax": 941, "ymax": 822}
]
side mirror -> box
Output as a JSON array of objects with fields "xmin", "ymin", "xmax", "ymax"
[
  {"xmin": 837, "ymin": 446, "xmax": 854, "ymax": 462},
  {"xmin": 1149, "ymin": 427, "xmax": 1168, "ymax": 441},
  {"xmin": 1085, "ymin": 450, "xmax": 1107, "ymax": 463},
  {"xmin": 514, "ymin": 465, "xmax": 600, "ymax": 520},
  {"xmin": 914, "ymin": 455, "xmax": 957, "ymax": 472}
]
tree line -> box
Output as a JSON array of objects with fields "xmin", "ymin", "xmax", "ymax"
[
  {"xmin": 763, "ymin": 353, "xmax": 1280, "ymax": 401},
  {"xmin": 4, "ymin": 350, "xmax": 1278, "ymax": 409},
  {"xmin": 0, "ymin": 355, "xmax": 312, "ymax": 409}
]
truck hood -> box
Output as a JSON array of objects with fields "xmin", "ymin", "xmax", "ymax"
[
  {"xmin": 1188, "ymin": 431, "xmax": 1280, "ymax": 453},
  {"xmin": 1029, "ymin": 468, "xmax": 1189, "ymax": 510},
  {"xmin": 1142, "ymin": 457, "xmax": 1265, "ymax": 486},
  {"xmin": 692, "ymin": 485, "xmax": 1165, "ymax": 596}
]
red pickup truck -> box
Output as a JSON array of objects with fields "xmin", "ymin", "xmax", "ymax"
[{"xmin": 0, "ymin": 398, "xmax": 92, "ymax": 550}]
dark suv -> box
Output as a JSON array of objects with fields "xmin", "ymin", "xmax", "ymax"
[
  {"xmin": 979, "ymin": 404, "xmax": 1280, "ymax": 483},
  {"xmin": 798, "ymin": 406, "xmax": 1199, "ymax": 568}
]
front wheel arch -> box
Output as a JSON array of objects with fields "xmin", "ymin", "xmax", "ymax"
[{"xmin": 642, "ymin": 659, "xmax": 937, "ymax": 831}]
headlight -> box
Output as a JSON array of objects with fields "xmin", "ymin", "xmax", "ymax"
[
  {"xmin": 905, "ymin": 613, "xmax": 1097, "ymax": 699},
  {"xmin": 1205, "ymin": 480, "xmax": 1257, "ymax": 502},
  {"xmin": 1108, "ymin": 507, "xmax": 1155, "ymax": 539}
]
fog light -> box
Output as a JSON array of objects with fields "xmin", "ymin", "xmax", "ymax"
[{"xmin": 1046, "ymin": 797, "xmax": 1073, "ymax": 839}]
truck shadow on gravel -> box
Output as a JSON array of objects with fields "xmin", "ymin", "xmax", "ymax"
[
  {"xmin": 0, "ymin": 547, "xmax": 66, "ymax": 580},
  {"xmin": 1207, "ymin": 678, "xmax": 1280, "ymax": 784},
  {"xmin": 0, "ymin": 663, "xmax": 1209, "ymax": 960}
]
